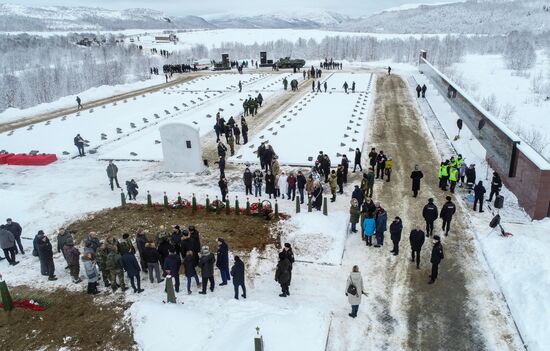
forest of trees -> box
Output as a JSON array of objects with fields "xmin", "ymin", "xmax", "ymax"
[{"xmin": 0, "ymin": 34, "xmax": 155, "ymax": 112}]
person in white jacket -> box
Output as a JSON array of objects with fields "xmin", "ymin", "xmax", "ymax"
[
  {"xmin": 278, "ymin": 171, "xmax": 288, "ymax": 200},
  {"xmin": 346, "ymin": 265, "xmax": 365, "ymax": 318}
]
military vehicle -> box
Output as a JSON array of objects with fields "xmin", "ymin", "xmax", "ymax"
[{"xmin": 276, "ymin": 57, "xmax": 306, "ymax": 69}]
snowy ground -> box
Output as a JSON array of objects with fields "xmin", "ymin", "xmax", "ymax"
[
  {"xmin": 232, "ymin": 73, "xmax": 374, "ymax": 165},
  {"xmin": 0, "ymin": 66, "xmax": 547, "ymax": 351},
  {"xmin": 411, "ymin": 71, "xmax": 550, "ymax": 351},
  {"xmin": 446, "ymin": 52, "xmax": 550, "ymax": 160}
]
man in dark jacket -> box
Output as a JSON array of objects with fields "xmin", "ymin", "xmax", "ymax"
[
  {"xmin": 189, "ymin": 225, "xmax": 201, "ymax": 264},
  {"xmin": 488, "ymin": 172, "xmax": 502, "ymax": 202},
  {"xmin": 199, "ymin": 246, "xmax": 216, "ymax": 294},
  {"xmin": 135, "ymin": 231, "xmax": 148, "ymax": 273},
  {"xmin": 63, "ymin": 238, "xmax": 81, "ymax": 283},
  {"xmin": 297, "ymin": 171, "xmax": 307, "ymax": 204},
  {"xmin": 281, "ymin": 243, "xmax": 295, "ymax": 284},
  {"xmin": 366, "ymin": 168, "xmax": 375, "ymax": 198},
  {"xmin": 183, "ymin": 250, "xmax": 200, "ymax": 294},
  {"xmin": 5, "ymin": 218, "xmax": 23, "ymax": 255},
  {"xmin": 440, "ymin": 196, "xmax": 456, "ymax": 236},
  {"xmin": 230, "ymin": 256, "xmax": 246, "ymax": 299},
  {"xmin": 421, "ymin": 84, "xmax": 427, "ymax": 98},
  {"xmin": 353, "ymin": 148, "xmax": 362, "ymax": 172},
  {"xmin": 216, "ymin": 238, "xmax": 230, "ymax": 285},
  {"xmin": 164, "ymin": 249, "xmax": 182, "ymax": 292},
  {"xmin": 341, "ymin": 155, "xmax": 349, "ymax": 183},
  {"xmin": 74, "ymin": 134, "xmax": 85, "ymax": 156},
  {"xmin": 275, "ymin": 252, "xmax": 291, "ymax": 297},
  {"xmin": 416, "ymin": 84, "xmax": 422, "ymax": 98},
  {"xmin": 121, "ymin": 251, "xmax": 144, "ymax": 293},
  {"xmin": 243, "ymin": 167, "xmax": 253, "ymax": 196},
  {"xmin": 351, "ymin": 185, "xmax": 364, "ymax": 207},
  {"xmin": 410, "ymin": 165, "xmax": 424, "ymax": 198},
  {"xmin": 106, "ymin": 160, "xmax": 120, "ymax": 191},
  {"xmin": 389, "ymin": 217, "xmax": 403, "ymax": 256},
  {"xmin": 374, "ymin": 204, "xmax": 387, "ymax": 247},
  {"xmin": 409, "ymin": 224, "xmax": 425, "ymax": 269},
  {"xmin": 37, "ymin": 231, "xmax": 57, "ymax": 280},
  {"xmin": 422, "ymin": 198, "xmax": 438, "ymax": 237},
  {"xmin": 428, "ymin": 235, "xmax": 444, "ymax": 284},
  {"xmin": 368, "ymin": 148, "xmax": 377, "ymax": 170},
  {"xmin": 375, "ymin": 151, "xmax": 387, "ymax": 180},
  {"xmin": 473, "ymin": 181, "xmax": 486, "ymax": 212}
]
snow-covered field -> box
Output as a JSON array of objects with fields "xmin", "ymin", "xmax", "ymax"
[
  {"xmin": 233, "ymin": 73, "xmax": 374, "ymax": 165},
  {"xmin": 446, "ymin": 52, "xmax": 550, "ymax": 160}
]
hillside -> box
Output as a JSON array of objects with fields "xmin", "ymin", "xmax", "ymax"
[{"xmin": 343, "ymin": 0, "xmax": 550, "ymax": 34}]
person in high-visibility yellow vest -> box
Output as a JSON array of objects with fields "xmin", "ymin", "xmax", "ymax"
[
  {"xmin": 456, "ymin": 154, "xmax": 464, "ymax": 168},
  {"xmin": 438, "ymin": 162, "xmax": 449, "ymax": 191},
  {"xmin": 449, "ymin": 156, "xmax": 457, "ymax": 169},
  {"xmin": 449, "ymin": 166, "xmax": 458, "ymax": 193},
  {"xmin": 384, "ymin": 157, "xmax": 393, "ymax": 182}
]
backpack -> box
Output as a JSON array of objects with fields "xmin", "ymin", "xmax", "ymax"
[{"xmin": 347, "ymin": 280, "xmax": 357, "ymax": 296}]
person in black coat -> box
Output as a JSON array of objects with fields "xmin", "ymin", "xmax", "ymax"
[
  {"xmin": 135, "ymin": 231, "xmax": 148, "ymax": 273},
  {"xmin": 422, "ymin": 198, "xmax": 438, "ymax": 237},
  {"xmin": 416, "ymin": 84, "xmax": 422, "ymax": 98},
  {"xmin": 312, "ymin": 183, "xmax": 323, "ymax": 211},
  {"xmin": 375, "ymin": 151, "xmax": 387, "ymax": 180},
  {"xmin": 351, "ymin": 185, "xmax": 364, "ymax": 207},
  {"xmin": 189, "ymin": 225, "xmax": 201, "ymax": 264},
  {"xmin": 410, "ymin": 165, "xmax": 424, "ymax": 198},
  {"xmin": 183, "ymin": 250, "xmax": 200, "ymax": 294},
  {"xmin": 281, "ymin": 243, "xmax": 295, "ymax": 284},
  {"xmin": 353, "ymin": 148, "xmax": 362, "ymax": 172},
  {"xmin": 199, "ymin": 246, "xmax": 216, "ymax": 294},
  {"xmin": 275, "ymin": 251, "xmax": 291, "ymax": 297},
  {"xmin": 37, "ymin": 231, "xmax": 57, "ymax": 280},
  {"xmin": 230, "ymin": 256, "xmax": 246, "ymax": 299},
  {"xmin": 74, "ymin": 134, "xmax": 85, "ymax": 156},
  {"xmin": 241, "ymin": 118, "xmax": 249, "ymax": 144},
  {"xmin": 488, "ymin": 172, "xmax": 502, "ymax": 202},
  {"xmin": 409, "ymin": 225, "xmax": 425, "ymax": 269},
  {"xmin": 120, "ymin": 251, "xmax": 144, "ymax": 293},
  {"xmin": 217, "ymin": 142, "xmax": 227, "ymax": 158},
  {"xmin": 164, "ymin": 249, "xmax": 182, "ymax": 292},
  {"xmin": 336, "ymin": 166, "xmax": 344, "ymax": 194},
  {"xmin": 473, "ymin": 181, "xmax": 486, "ymax": 212},
  {"xmin": 368, "ymin": 148, "xmax": 377, "ymax": 169},
  {"xmin": 297, "ymin": 171, "xmax": 307, "ymax": 204},
  {"xmin": 389, "ymin": 217, "xmax": 403, "ymax": 256},
  {"xmin": 421, "ymin": 84, "xmax": 427, "ymax": 98},
  {"xmin": 157, "ymin": 236, "xmax": 171, "ymax": 268},
  {"xmin": 428, "ymin": 235, "xmax": 444, "ymax": 284},
  {"xmin": 243, "ymin": 167, "xmax": 253, "ymax": 196},
  {"xmin": 216, "ymin": 238, "xmax": 230, "ymax": 285},
  {"xmin": 440, "ymin": 196, "xmax": 456, "ymax": 236},
  {"xmin": 5, "ymin": 218, "xmax": 23, "ymax": 255},
  {"xmin": 341, "ymin": 155, "xmax": 349, "ymax": 183}
]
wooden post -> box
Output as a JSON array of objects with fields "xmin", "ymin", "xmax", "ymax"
[
  {"xmin": 323, "ymin": 196, "xmax": 328, "ymax": 216},
  {"xmin": 165, "ymin": 276, "xmax": 176, "ymax": 304},
  {"xmin": 307, "ymin": 195, "xmax": 312, "ymax": 212},
  {"xmin": 246, "ymin": 198, "xmax": 251, "ymax": 215},
  {"xmin": 205, "ymin": 195, "xmax": 211, "ymax": 212},
  {"xmin": 177, "ymin": 192, "xmax": 182, "ymax": 207},
  {"xmin": 235, "ymin": 196, "xmax": 240, "ymax": 215},
  {"xmin": 120, "ymin": 189, "xmax": 126, "ymax": 207},
  {"xmin": 254, "ymin": 326, "xmax": 264, "ymax": 351},
  {"xmin": 257, "ymin": 199, "xmax": 261, "ymax": 216},
  {"xmin": 147, "ymin": 191, "xmax": 152, "ymax": 206},
  {"xmin": 225, "ymin": 199, "xmax": 230, "ymax": 215},
  {"xmin": 192, "ymin": 193, "xmax": 197, "ymax": 213},
  {"xmin": 274, "ymin": 200, "xmax": 279, "ymax": 218},
  {"xmin": 164, "ymin": 192, "xmax": 169, "ymax": 208},
  {"xmin": 295, "ymin": 195, "xmax": 300, "ymax": 213},
  {"xmin": 216, "ymin": 196, "xmax": 221, "ymax": 215}
]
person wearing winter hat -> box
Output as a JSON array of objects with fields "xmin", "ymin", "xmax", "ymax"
[
  {"xmin": 230, "ymin": 256, "xmax": 246, "ymax": 299},
  {"xmin": 275, "ymin": 251, "xmax": 291, "ymax": 297},
  {"xmin": 428, "ymin": 235, "xmax": 445, "ymax": 284},
  {"xmin": 63, "ymin": 237, "xmax": 81, "ymax": 283},
  {"xmin": 384, "ymin": 157, "xmax": 393, "ymax": 182},
  {"xmin": 199, "ymin": 245, "xmax": 216, "ymax": 294}
]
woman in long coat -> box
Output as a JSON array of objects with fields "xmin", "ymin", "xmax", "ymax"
[
  {"xmin": 346, "ymin": 265, "xmax": 365, "ymax": 318},
  {"xmin": 410, "ymin": 165, "xmax": 424, "ymax": 198}
]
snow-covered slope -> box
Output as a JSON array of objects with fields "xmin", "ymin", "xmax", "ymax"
[
  {"xmin": 343, "ymin": 0, "xmax": 550, "ymax": 34},
  {"xmin": 0, "ymin": 3, "xmax": 213, "ymax": 31},
  {"xmin": 203, "ymin": 9, "xmax": 350, "ymax": 29}
]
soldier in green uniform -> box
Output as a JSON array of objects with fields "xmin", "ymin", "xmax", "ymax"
[
  {"xmin": 117, "ymin": 233, "xmax": 135, "ymax": 255},
  {"xmin": 96, "ymin": 242, "xmax": 111, "ymax": 287},
  {"xmin": 106, "ymin": 246, "xmax": 127, "ymax": 292}
]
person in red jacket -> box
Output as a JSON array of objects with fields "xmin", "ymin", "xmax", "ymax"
[{"xmin": 286, "ymin": 172, "xmax": 297, "ymax": 201}]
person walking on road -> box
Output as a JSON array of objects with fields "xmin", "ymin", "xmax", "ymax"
[
  {"xmin": 440, "ymin": 196, "xmax": 456, "ymax": 236},
  {"xmin": 428, "ymin": 235, "xmax": 444, "ymax": 284},
  {"xmin": 76, "ymin": 96, "xmax": 82, "ymax": 110},
  {"xmin": 410, "ymin": 165, "xmax": 424, "ymax": 198},
  {"xmin": 346, "ymin": 265, "xmax": 365, "ymax": 318},
  {"xmin": 106, "ymin": 160, "xmax": 120, "ymax": 191},
  {"xmin": 473, "ymin": 181, "xmax": 486, "ymax": 213},
  {"xmin": 389, "ymin": 217, "xmax": 403, "ymax": 256},
  {"xmin": 409, "ymin": 224, "xmax": 425, "ymax": 269},
  {"xmin": 422, "ymin": 198, "xmax": 438, "ymax": 237}
]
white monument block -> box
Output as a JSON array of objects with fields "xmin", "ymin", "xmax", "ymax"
[{"xmin": 159, "ymin": 123, "xmax": 203, "ymax": 173}]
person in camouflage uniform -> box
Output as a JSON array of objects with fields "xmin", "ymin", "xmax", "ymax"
[
  {"xmin": 117, "ymin": 233, "xmax": 135, "ymax": 255},
  {"xmin": 96, "ymin": 242, "xmax": 111, "ymax": 287},
  {"xmin": 105, "ymin": 245, "xmax": 127, "ymax": 292}
]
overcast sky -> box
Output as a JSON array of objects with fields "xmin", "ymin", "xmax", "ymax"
[{"xmin": 13, "ymin": 0, "xmax": 453, "ymax": 16}]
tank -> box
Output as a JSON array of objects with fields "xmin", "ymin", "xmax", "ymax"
[{"xmin": 276, "ymin": 57, "xmax": 306, "ymax": 69}]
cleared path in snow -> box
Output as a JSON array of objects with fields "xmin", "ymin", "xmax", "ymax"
[{"xmin": 328, "ymin": 73, "xmax": 523, "ymax": 350}]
